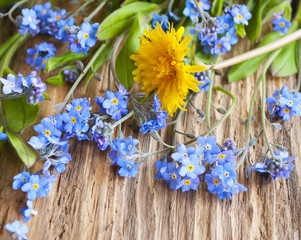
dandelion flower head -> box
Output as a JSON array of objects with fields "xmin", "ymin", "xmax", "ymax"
[{"xmin": 130, "ymin": 23, "xmax": 206, "ymax": 116}]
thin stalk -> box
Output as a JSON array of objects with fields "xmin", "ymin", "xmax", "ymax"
[
  {"xmin": 84, "ymin": 0, "xmax": 107, "ymax": 22},
  {"xmin": 183, "ymin": 85, "xmax": 236, "ymax": 146},
  {"xmin": 211, "ymin": 29, "xmax": 301, "ymax": 70},
  {"xmin": 8, "ymin": 0, "xmax": 28, "ymax": 24},
  {"xmin": 112, "ymin": 110, "xmax": 134, "ymax": 128},
  {"xmin": 193, "ymin": 0, "xmax": 207, "ymax": 23},
  {"xmin": 57, "ymin": 44, "xmax": 106, "ymax": 113},
  {"xmin": 294, "ymin": 40, "xmax": 301, "ymax": 92},
  {"xmin": 69, "ymin": 0, "xmax": 95, "ymax": 18}
]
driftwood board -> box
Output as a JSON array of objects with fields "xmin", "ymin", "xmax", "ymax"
[{"xmin": 0, "ymin": 1, "xmax": 301, "ymax": 239}]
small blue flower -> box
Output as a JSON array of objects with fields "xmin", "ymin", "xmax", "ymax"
[
  {"xmin": 221, "ymin": 28, "xmax": 238, "ymax": 45},
  {"xmin": 68, "ymin": 35, "xmax": 89, "ymax": 55},
  {"xmin": 217, "ymin": 14, "xmax": 235, "ymax": 34},
  {"xmin": 211, "ymin": 39, "xmax": 231, "ymax": 56},
  {"xmin": 21, "ymin": 200, "xmax": 37, "ymax": 223},
  {"xmin": 155, "ymin": 158, "xmax": 168, "ymax": 179},
  {"xmin": 56, "ymin": 17, "xmax": 75, "ymax": 42},
  {"xmin": 33, "ymin": 2, "xmax": 52, "ymax": 21},
  {"xmin": 19, "ymin": 8, "xmax": 40, "ymax": 36},
  {"xmin": 47, "ymin": 9, "xmax": 67, "ymax": 23},
  {"xmin": 183, "ymin": 0, "xmax": 211, "ymax": 22},
  {"xmin": 0, "ymin": 74, "xmax": 22, "ymax": 94},
  {"xmin": 205, "ymin": 168, "xmax": 224, "ymax": 194},
  {"xmin": 197, "ymin": 136, "xmax": 220, "ymax": 163},
  {"xmin": 117, "ymin": 160, "xmax": 138, "ymax": 178},
  {"xmin": 215, "ymin": 151, "xmax": 236, "ymax": 165},
  {"xmin": 34, "ymin": 118, "xmax": 62, "ymax": 144},
  {"xmin": 91, "ymin": 117, "xmax": 113, "ymax": 151},
  {"xmin": 161, "ymin": 162, "xmax": 182, "ymax": 190},
  {"xmin": 231, "ymin": 5, "xmax": 252, "ymax": 25},
  {"xmin": 102, "ymin": 91, "xmax": 128, "ymax": 120},
  {"xmin": 152, "ymin": 13, "xmax": 169, "ymax": 31},
  {"xmin": 62, "ymin": 107, "xmax": 83, "ymax": 134},
  {"xmin": 77, "ymin": 22, "xmax": 99, "ymax": 49},
  {"xmin": 171, "ymin": 143, "xmax": 203, "ymax": 163},
  {"xmin": 28, "ymin": 135, "xmax": 49, "ymax": 150},
  {"xmin": 43, "ymin": 169, "xmax": 57, "ymax": 191},
  {"xmin": 118, "ymin": 136, "xmax": 139, "ymax": 155},
  {"xmin": 66, "ymin": 98, "xmax": 92, "ymax": 113},
  {"xmin": 178, "ymin": 156, "xmax": 206, "ymax": 179},
  {"xmin": 267, "ymin": 151, "xmax": 295, "ymax": 180},
  {"xmin": 219, "ymin": 163, "xmax": 237, "ymax": 185},
  {"xmin": 12, "ymin": 172, "xmax": 31, "ymax": 190},
  {"xmin": 5, "ymin": 220, "xmax": 28, "ymax": 240},
  {"xmin": 273, "ymin": 17, "xmax": 291, "ymax": 35},
  {"xmin": 0, "ymin": 132, "xmax": 8, "ymax": 140},
  {"xmin": 21, "ymin": 174, "xmax": 49, "ymax": 201},
  {"xmin": 109, "ymin": 138, "xmax": 125, "ymax": 164},
  {"xmin": 180, "ymin": 177, "xmax": 200, "ymax": 192},
  {"xmin": 230, "ymin": 182, "xmax": 248, "ymax": 195}
]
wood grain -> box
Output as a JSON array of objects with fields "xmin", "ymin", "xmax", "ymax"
[{"xmin": 0, "ymin": 1, "xmax": 301, "ymax": 239}]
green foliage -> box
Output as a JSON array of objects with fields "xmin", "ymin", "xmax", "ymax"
[
  {"xmin": 0, "ymin": 34, "xmax": 20, "ymax": 60},
  {"xmin": 262, "ymin": 1, "xmax": 292, "ymax": 23},
  {"xmin": 211, "ymin": 0, "xmax": 227, "ymax": 17},
  {"xmin": 2, "ymin": 97, "xmax": 40, "ymax": 133},
  {"xmin": 43, "ymin": 92, "xmax": 50, "ymax": 100},
  {"xmin": 85, "ymin": 41, "xmax": 113, "ymax": 88},
  {"xmin": 7, "ymin": 131, "xmax": 36, "ymax": 167},
  {"xmin": 115, "ymin": 15, "xmax": 142, "ymax": 89},
  {"xmin": 245, "ymin": 0, "xmax": 263, "ymax": 42},
  {"xmin": 0, "ymin": 126, "xmax": 4, "ymax": 151},
  {"xmin": 0, "ymin": 0, "xmax": 18, "ymax": 8},
  {"xmin": 47, "ymin": 65, "xmax": 75, "ymax": 86},
  {"xmin": 45, "ymin": 52, "xmax": 87, "ymax": 72},
  {"xmin": 235, "ymin": 24, "xmax": 245, "ymax": 38},
  {"xmin": 228, "ymin": 32, "xmax": 282, "ymax": 82},
  {"xmin": 195, "ymin": 51, "xmax": 212, "ymax": 65},
  {"xmin": 97, "ymin": 2, "xmax": 158, "ymax": 40}
]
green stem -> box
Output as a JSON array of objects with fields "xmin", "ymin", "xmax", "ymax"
[
  {"xmin": 84, "ymin": 0, "xmax": 107, "ymax": 22},
  {"xmin": 112, "ymin": 110, "xmax": 134, "ymax": 128},
  {"xmin": 8, "ymin": 0, "xmax": 28, "ymax": 24},
  {"xmin": 69, "ymin": 0, "xmax": 95, "ymax": 18},
  {"xmin": 57, "ymin": 44, "xmax": 107, "ymax": 113},
  {"xmin": 183, "ymin": 85, "xmax": 236, "ymax": 146}
]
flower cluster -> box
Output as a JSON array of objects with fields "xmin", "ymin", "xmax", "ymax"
[
  {"xmin": 63, "ymin": 67, "xmax": 79, "ymax": 83},
  {"xmin": 251, "ymin": 151, "xmax": 295, "ymax": 180},
  {"xmin": 0, "ymin": 71, "xmax": 46, "ymax": 105},
  {"xmin": 139, "ymin": 94, "xmax": 168, "ymax": 134},
  {"xmin": 19, "ymin": 2, "xmax": 99, "ymax": 55},
  {"xmin": 190, "ymin": 4, "xmax": 251, "ymax": 56},
  {"xmin": 95, "ymin": 86, "xmax": 129, "ymax": 120},
  {"xmin": 273, "ymin": 12, "xmax": 291, "ymax": 35},
  {"xmin": 195, "ymin": 69, "xmax": 212, "ymax": 92},
  {"xmin": 183, "ymin": 0, "xmax": 211, "ymax": 23},
  {"xmin": 26, "ymin": 42, "xmax": 57, "ymax": 71},
  {"xmin": 155, "ymin": 136, "xmax": 247, "ymax": 198},
  {"xmin": 266, "ymin": 85, "xmax": 301, "ymax": 121}
]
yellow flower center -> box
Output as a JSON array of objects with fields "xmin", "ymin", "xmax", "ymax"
[
  {"xmin": 188, "ymin": 165, "xmax": 194, "ymax": 171},
  {"xmin": 34, "ymin": 53, "xmax": 37, "ymax": 60},
  {"xmin": 65, "ymin": 26, "xmax": 70, "ymax": 31},
  {"xmin": 284, "ymin": 108, "xmax": 290, "ymax": 113},
  {"xmin": 217, "ymin": 44, "xmax": 222, "ymax": 48},
  {"xmin": 219, "ymin": 154, "xmax": 225, "ymax": 159},
  {"xmin": 288, "ymin": 100, "xmax": 293, "ymax": 105},
  {"xmin": 280, "ymin": 22, "xmax": 285, "ymax": 27},
  {"xmin": 205, "ymin": 144, "xmax": 211, "ymax": 150},
  {"xmin": 76, "ymin": 106, "xmax": 82, "ymax": 111},
  {"xmin": 171, "ymin": 173, "xmax": 177, "ymax": 179},
  {"xmin": 84, "ymin": 33, "xmax": 89, "ymax": 39},
  {"xmin": 28, "ymin": 16, "xmax": 32, "ymax": 22},
  {"xmin": 117, "ymin": 151, "xmax": 119, "ymax": 156},
  {"xmin": 237, "ymin": 14, "xmax": 243, "ymax": 19},
  {"xmin": 42, "ymin": 59, "xmax": 47, "ymax": 64},
  {"xmin": 199, "ymin": 81, "xmax": 205, "ymax": 85},
  {"xmin": 184, "ymin": 180, "xmax": 191, "ymax": 185},
  {"xmin": 45, "ymin": 130, "xmax": 51, "ymax": 135},
  {"xmin": 196, "ymin": 29, "xmax": 201, "ymax": 33},
  {"xmin": 112, "ymin": 98, "xmax": 118, "ymax": 104},
  {"xmin": 126, "ymin": 164, "xmax": 131, "ymax": 169},
  {"xmin": 213, "ymin": 178, "xmax": 220, "ymax": 185},
  {"xmin": 42, "ymin": 10, "xmax": 47, "ymax": 15},
  {"xmin": 130, "ymin": 23, "xmax": 206, "ymax": 116},
  {"xmin": 56, "ymin": 16, "xmax": 61, "ymax": 20},
  {"xmin": 71, "ymin": 117, "xmax": 76, "ymax": 123},
  {"xmin": 33, "ymin": 184, "xmax": 39, "ymax": 190}
]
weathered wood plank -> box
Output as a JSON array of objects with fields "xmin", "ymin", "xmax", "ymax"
[{"xmin": 0, "ymin": 1, "xmax": 300, "ymax": 239}]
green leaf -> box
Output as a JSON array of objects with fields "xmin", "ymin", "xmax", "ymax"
[
  {"xmin": 45, "ymin": 51, "xmax": 87, "ymax": 72},
  {"xmin": 2, "ymin": 97, "xmax": 40, "ymax": 133},
  {"xmin": 0, "ymin": 0, "xmax": 17, "ymax": 8},
  {"xmin": 115, "ymin": 15, "xmax": 142, "ymax": 89},
  {"xmin": 84, "ymin": 41, "xmax": 113, "ymax": 88},
  {"xmin": 43, "ymin": 92, "xmax": 50, "ymax": 100},
  {"xmin": 7, "ymin": 132, "xmax": 36, "ymax": 167},
  {"xmin": 47, "ymin": 65, "xmax": 76, "ymax": 86},
  {"xmin": 97, "ymin": 2, "xmax": 158, "ymax": 40},
  {"xmin": 210, "ymin": 0, "xmax": 227, "ymax": 17},
  {"xmin": 271, "ymin": 41, "xmax": 298, "ymax": 77},
  {"xmin": 228, "ymin": 31, "xmax": 282, "ymax": 82},
  {"xmin": 245, "ymin": 0, "xmax": 263, "ymax": 42},
  {"xmin": 262, "ymin": 2, "xmax": 292, "ymax": 23},
  {"xmin": 0, "ymin": 126, "xmax": 5, "ymax": 152},
  {"xmin": 235, "ymin": 24, "xmax": 245, "ymax": 38},
  {"xmin": 194, "ymin": 51, "xmax": 212, "ymax": 65},
  {"xmin": 0, "ymin": 34, "xmax": 20, "ymax": 60}
]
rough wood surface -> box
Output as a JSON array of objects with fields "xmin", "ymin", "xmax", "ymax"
[{"xmin": 0, "ymin": 2, "xmax": 301, "ymax": 240}]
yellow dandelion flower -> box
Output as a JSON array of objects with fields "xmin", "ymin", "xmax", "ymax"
[{"xmin": 130, "ymin": 23, "xmax": 206, "ymax": 116}]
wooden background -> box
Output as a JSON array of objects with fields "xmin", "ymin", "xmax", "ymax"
[{"xmin": 0, "ymin": 1, "xmax": 301, "ymax": 239}]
